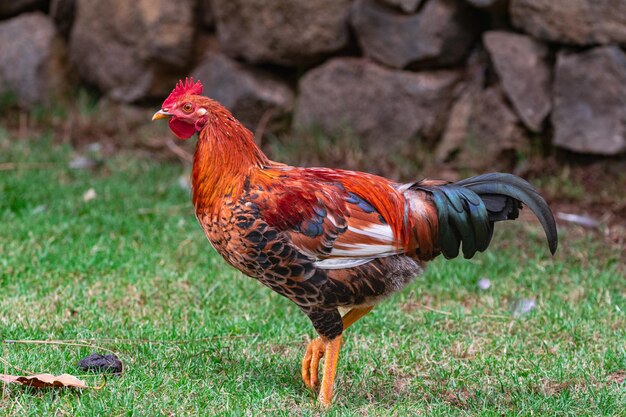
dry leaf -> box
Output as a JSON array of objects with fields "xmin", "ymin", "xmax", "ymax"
[{"xmin": 0, "ymin": 373, "xmax": 93, "ymax": 389}]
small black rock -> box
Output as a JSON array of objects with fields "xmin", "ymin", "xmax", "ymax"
[{"xmin": 77, "ymin": 353, "xmax": 123, "ymax": 374}]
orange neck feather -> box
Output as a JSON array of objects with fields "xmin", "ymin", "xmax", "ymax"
[{"xmin": 192, "ymin": 107, "xmax": 269, "ymax": 212}]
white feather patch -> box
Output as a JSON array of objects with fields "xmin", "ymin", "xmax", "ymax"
[
  {"xmin": 329, "ymin": 243, "xmax": 401, "ymax": 257},
  {"xmin": 407, "ymin": 192, "xmax": 430, "ymax": 218},
  {"xmin": 347, "ymin": 224, "xmax": 395, "ymax": 242},
  {"xmin": 314, "ymin": 257, "xmax": 374, "ymax": 269},
  {"xmin": 326, "ymin": 213, "xmax": 339, "ymax": 227}
]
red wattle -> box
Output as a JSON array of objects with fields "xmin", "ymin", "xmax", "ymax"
[{"xmin": 169, "ymin": 118, "xmax": 197, "ymax": 140}]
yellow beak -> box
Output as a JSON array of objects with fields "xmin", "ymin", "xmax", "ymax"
[{"xmin": 152, "ymin": 109, "xmax": 172, "ymax": 121}]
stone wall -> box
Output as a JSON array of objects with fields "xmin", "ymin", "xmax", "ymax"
[{"xmin": 1, "ymin": 0, "xmax": 625, "ymax": 162}]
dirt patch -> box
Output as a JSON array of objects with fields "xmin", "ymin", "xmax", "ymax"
[
  {"xmin": 535, "ymin": 158, "xmax": 626, "ymax": 226},
  {"xmin": 400, "ymin": 292, "xmax": 436, "ymax": 314},
  {"xmin": 444, "ymin": 387, "xmax": 475, "ymax": 408},
  {"xmin": 607, "ymin": 370, "xmax": 626, "ymax": 385},
  {"xmin": 540, "ymin": 370, "xmax": 626, "ymax": 397},
  {"xmin": 540, "ymin": 378, "xmax": 578, "ymax": 396}
]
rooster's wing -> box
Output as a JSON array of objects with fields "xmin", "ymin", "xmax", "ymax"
[{"xmin": 251, "ymin": 167, "xmax": 436, "ymax": 269}]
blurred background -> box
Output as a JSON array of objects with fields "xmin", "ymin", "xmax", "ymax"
[{"xmin": 0, "ymin": 0, "xmax": 624, "ymax": 242}]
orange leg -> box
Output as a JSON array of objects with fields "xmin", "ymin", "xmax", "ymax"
[
  {"xmin": 301, "ymin": 306, "xmax": 373, "ymax": 406},
  {"xmin": 318, "ymin": 334, "xmax": 342, "ymax": 407},
  {"xmin": 301, "ymin": 337, "xmax": 325, "ymax": 390}
]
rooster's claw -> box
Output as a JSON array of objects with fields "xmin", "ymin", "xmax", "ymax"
[{"xmin": 301, "ymin": 337, "xmax": 326, "ymax": 391}]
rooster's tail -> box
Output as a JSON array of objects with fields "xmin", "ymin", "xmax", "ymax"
[{"xmin": 414, "ymin": 173, "xmax": 558, "ymax": 259}]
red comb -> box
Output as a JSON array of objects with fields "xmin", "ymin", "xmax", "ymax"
[{"xmin": 163, "ymin": 77, "xmax": 203, "ymax": 108}]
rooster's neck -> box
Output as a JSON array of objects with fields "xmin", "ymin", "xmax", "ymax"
[{"xmin": 192, "ymin": 112, "xmax": 269, "ymax": 212}]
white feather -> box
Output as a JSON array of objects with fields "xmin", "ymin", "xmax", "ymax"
[
  {"xmin": 314, "ymin": 257, "xmax": 374, "ymax": 269},
  {"xmin": 329, "ymin": 244, "xmax": 401, "ymax": 257},
  {"xmin": 407, "ymin": 193, "xmax": 430, "ymax": 217},
  {"xmin": 347, "ymin": 224, "xmax": 395, "ymax": 242},
  {"xmin": 326, "ymin": 213, "xmax": 339, "ymax": 227}
]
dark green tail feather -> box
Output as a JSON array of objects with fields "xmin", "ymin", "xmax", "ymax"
[{"xmin": 415, "ymin": 173, "xmax": 558, "ymax": 259}]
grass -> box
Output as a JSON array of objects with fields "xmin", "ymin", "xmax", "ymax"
[{"xmin": 1, "ymin": 133, "xmax": 624, "ymax": 416}]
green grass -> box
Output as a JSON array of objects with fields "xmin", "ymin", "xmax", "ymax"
[{"xmin": 1, "ymin": 134, "xmax": 624, "ymax": 416}]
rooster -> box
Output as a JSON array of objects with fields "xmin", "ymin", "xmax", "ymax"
[{"xmin": 152, "ymin": 78, "xmax": 558, "ymax": 407}]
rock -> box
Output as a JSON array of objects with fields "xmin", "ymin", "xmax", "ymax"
[
  {"xmin": 178, "ymin": 175, "xmax": 191, "ymax": 191},
  {"xmin": 69, "ymin": 155, "xmax": 96, "ymax": 170},
  {"xmin": 69, "ymin": 0, "xmax": 195, "ymax": 102},
  {"xmin": 191, "ymin": 50, "xmax": 295, "ymax": 131},
  {"xmin": 483, "ymin": 31, "xmax": 551, "ymax": 132},
  {"xmin": 552, "ymin": 47, "xmax": 626, "ymax": 155},
  {"xmin": 436, "ymin": 90, "xmax": 476, "ymax": 162},
  {"xmin": 511, "ymin": 298, "xmax": 536, "ymax": 317},
  {"xmin": 436, "ymin": 50, "xmax": 486, "ymax": 163},
  {"xmin": 0, "ymin": 0, "xmax": 45, "ymax": 18},
  {"xmin": 439, "ymin": 84, "xmax": 529, "ymax": 170},
  {"xmin": 32, "ymin": 204, "xmax": 47, "ymax": 214},
  {"xmin": 77, "ymin": 353, "xmax": 123, "ymax": 374},
  {"xmin": 378, "ymin": 0, "xmax": 425, "ymax": 13},
  {"xmin": 511, "ymin": 0, "xmax": 626, "ymax": 45},
  {"xmin": 466, "ymin": 86, "xmax": 529, "ymax": 168},
  {"xmin": 212, "ymin": 0, "xmax": 352, "ymax": 66},
  {"xmin": 293, "ymin": 58, "xmax": 460, "ymax": 148},
  {"xmin": 477, "ymin": 278, "xmax": 491, "ymax": 290},
  {"xmin": 82, "ymin": 187, "xmax": 97, "ymax": 202},
  {"xmin": 351, "ymin": 0, "xmax": 481, "ymax": 69},
  {"xmin": 0, "ymin": 13, "xmax": 69, "ymax": 108},
  {"xmin": 556, "ymin": 212, "xmax": 601, "ymax": 229}
]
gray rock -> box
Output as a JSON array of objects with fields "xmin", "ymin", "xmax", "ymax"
[
  {"xmin": 293, "ymin": 58, "xmax": 460, "ymax": 148},
  {"xmin": 512, "ymin": 298, "xmax": 536, "ymax": 317},
  {"xmin": 77, "ymin": 353, "xmax": 123, "ymax": 374},
  {"xmin": 556, "ymin": 212, "xmax": 601, "ymax": 229},
  {"xmin": 439, "ymin": 84, "xmax": 529, "ymax": 171},
  {"xmin": 32, "ymin": 204, "xmax": 47, "ymax": 214},
  {"xmin": 178, "ymin": 175, "xmax": 191, "ymax": 191},
  {"xmin": 192, "ymin": 50, "xmax": 295, "ymax": 131},
  {"xmin": 351, "ymin": 0, "xmax": 481, "ymax": 69},
  {"xmin": 436, "ymin": 50, "xmax": 486, "ymax": 163},
  {"xmin": 212, "ymin": 0, "xmax": 352, "ymax": 66},
  {"xmin": 0, "ymin": 0, "xmax": 45, "ymax": 18},
  {"xmin": 552, "ymin": 46, "xmax": 626, "ymax": 155},
  {"xmin": 483, "ymin": 31, "xmax": 551, "ymax": 132},
  {"xmin": 0, "ymin": 13, "xmax": 68, "ymax": 108},
  {"xmin": 69, "ymin": 155, "xmax": 96, "ymax": 170},
  {"xmin": 477, "ymin": 278, "xmax": 491, "ymax": 290},
  {"xmin": 436, "ymin": 90, "xmax": 476, "ymax": 162},
  {"xmin": 468, "ymin": 86, "xmax": 529, "ymax": 164},
  {"xmin": 378, "ymin": 0, "xmax": 425, "ymax": 13},
  {"xmin": 511, "ymin": 0, "xmax": 626, "ymax": 45},
  {"xmin": 69, "ymin": 0, "xmax": 196, "ymax": 102}
]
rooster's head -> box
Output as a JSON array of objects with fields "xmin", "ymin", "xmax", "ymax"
[{"xmin": 152, "ymin": 78, "xmax": 209, "ymax": 140}]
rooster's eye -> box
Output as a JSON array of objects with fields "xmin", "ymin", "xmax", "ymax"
[{"xmin": 182, "ymin": 103, "xmax": 193, "ymax": 113}]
